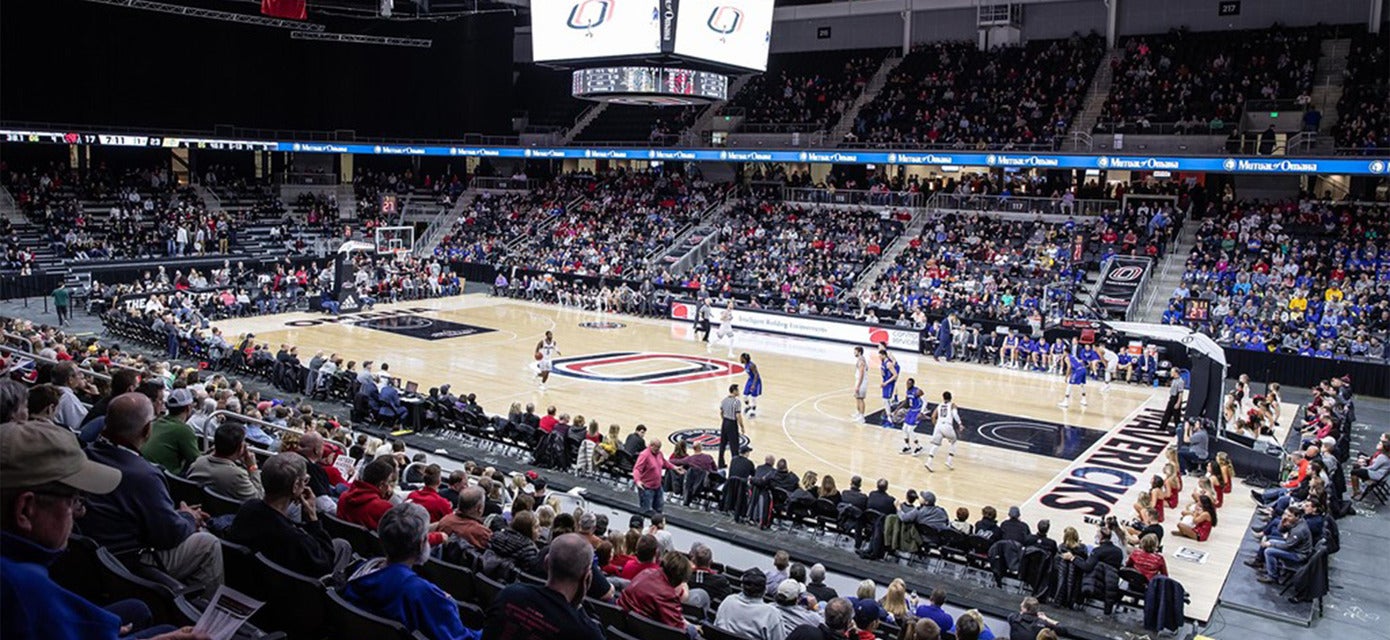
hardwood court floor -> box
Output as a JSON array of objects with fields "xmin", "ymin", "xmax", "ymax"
[{"xmin": 213, "ymin": 294, "xmax": 1289, "ymax": 621}]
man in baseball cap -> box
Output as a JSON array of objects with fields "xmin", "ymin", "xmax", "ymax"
[
  {"xmin": 0, "ymin": 421, "xmax": 205, "ymax": 638},
  {"xmin": 141, "ymin": 388, "xmax": 199, "ymax": 473}
]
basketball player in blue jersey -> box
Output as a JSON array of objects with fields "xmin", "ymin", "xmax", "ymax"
[
  {"xmin": 1049, "ymin": 337, "xmax": 1069, "ymax": 373},
  {"xmin": 1001, "ymin": 330, "xmax": 1020, "ymax": 368},
  {"xmin": 878, "ymin": 343, "xmax": 899, "ymax": 428},
  {"xmin": 739, "ymin": 352, "xmax": 762, "ymax": 418},
  {"xmin": 898, "ymin": 378, "xmax": 924, "ymax": 455},
  {"xmin": 1058, "ymin": 339, "xmax": 1089, "ymax": 408}
]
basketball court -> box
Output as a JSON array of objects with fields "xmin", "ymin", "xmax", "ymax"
[{"xmin": 211, "ymin": 294, "xmax": 1298, "ymax": 622}]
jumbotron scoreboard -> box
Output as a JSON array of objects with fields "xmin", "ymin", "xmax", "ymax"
[{"xmin": 531, "ymin": 0, "xmax": 774, "ymax": 105}]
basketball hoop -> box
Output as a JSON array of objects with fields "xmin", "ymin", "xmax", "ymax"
[{"xmin": 373, "ymin": 225, "xmax": 416, "ymax": 259}]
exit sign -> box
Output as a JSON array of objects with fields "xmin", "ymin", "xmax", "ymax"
[{"xmin": 1218, "ymin": 1, "xmax": 1241, "ymax": 16}]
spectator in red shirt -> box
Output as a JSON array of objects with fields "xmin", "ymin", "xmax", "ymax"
[
  {"xmin": 337, "ymin": 457, "xmax": 397, "ymax": 531},
  {"xmin": 617, "ymin": 551, "xmax": 696, "ymax": 633},
  {"xmin": 633, "ymin": 440, "xmax": 683, "ymax": 515},
  {"xmin": 620, "ymin": 534, "xmax": 661, "ymax": 580},
  {"xmin": 407, "ymin": 464, "xmax": 453, "ymax": 523},
  {"xmin": 538, "ymin": 406, "xmax": 560, "ymax": 434},
  {"xmin": 1124, "ymin": 533, "xmax": 1169, "ymax": 580}
]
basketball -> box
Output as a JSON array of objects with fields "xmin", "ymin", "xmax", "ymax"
[{"xmin": 534, "ymin": 352, "xmax": 543, "ymax": 361}]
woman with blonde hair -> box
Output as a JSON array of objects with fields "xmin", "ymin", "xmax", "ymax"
[
  {"xmin": 1147, "ymin": 474, "xmax": 1168, "ymax": 522},
  {"xmin": 818, "ymin": 475, "xmax": 840, "ymax": 502},
  {"xmin": 1060, "ymin": 526, "xmax": 1087, "ymax": 559},
  {"xmin": 855, "ymin": 579, "xmax": 877, "ymax": 601},
  {"xmin": 879, "ymin": 578, "xmax": 913, "ymax": 623},
  {"xmin": 1162, "ymin": 461, "xmax": 1182, "ymax": 509},
  {"xmin": 800, "ymin": 470, "xmax": 819, "ymax": 492},
  {"xmin": 1215, "ymin": 451, "xmax": 1235, "ymax": 493}
]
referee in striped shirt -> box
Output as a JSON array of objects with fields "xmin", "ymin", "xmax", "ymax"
[{"xmin": 718, "ymin": 384, "xmax": 745, "ymax": 469}]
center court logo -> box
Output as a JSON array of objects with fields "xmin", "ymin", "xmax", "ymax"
[
  {"xmin": 567, "ymin": 0, "xmax": 614, "ymax": 31},
  {"xmin": 668, "ymin": 428, "xmax": 750, "ymax": 451},
  {"xmin": 552, "ymin": 351, "xmax": 744, "ymax": 386}
]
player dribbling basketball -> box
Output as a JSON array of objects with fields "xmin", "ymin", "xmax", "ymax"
[{"xmin": 534, "ymin": 330, "xmax": 560, "ymax": 391}]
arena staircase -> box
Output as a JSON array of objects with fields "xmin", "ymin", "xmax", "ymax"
[
  {"xmin": 830, "ymin": 53, "xmax": 903, "ymax": 145},
  {"xmin": 559, "ymin": 102, "xmax": 609, "ymax": 145},
  {"xmin": 656, "ymin": 195, "xmax": 740, "ymax": 277},
  {"xmin": 850, "ymin": 205, "xmax": 931, "ymax": 299},
  {"xmin": 413, "ymin": 190, "xmax": 475, "ymax": 257},
  {"xmin": 1068, "ymin": 48, "xmax": 1121, "ymax": 138},
  {"xmin": 192, "ymin": 184, "xmax": 223, "ymax": 215},
  {"xmin": 1135, "ymin": 218, "xmax": 1201, "ymax": 322},
  {"xmin": 1312, "ymin": 37, "xmax": 1352, "ymax": 134},
  {"xmin": 0, "ymin": 186, "xmax": 21, "ymax": 223}
]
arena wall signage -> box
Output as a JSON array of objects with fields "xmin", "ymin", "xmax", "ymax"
[
  {"xmin": 3, "ymin": 128, "xmax": 1386, "ymax": 175},
  {"xmin": 669, "ymin": 301, "xmax": 920, "ymax": 351}
]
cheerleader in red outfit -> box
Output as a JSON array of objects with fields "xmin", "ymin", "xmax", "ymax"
[
  {"xmin": 1216, "ymin": 451, "xmax": 1235, "ymax": 494},
  {"xmin": 1163, "ymin": 462, "xmax": 1182, "ymax": 509},
  {"xmin": 1206, "ymin": 460, "xmax": 1225, "ymax": 508},
  {"xmin": 1148, "ymin": 475, "xmax": 1167, "ymax": 522}
]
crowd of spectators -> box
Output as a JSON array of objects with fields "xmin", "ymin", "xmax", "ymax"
[
  {"xmin": 681, "ymin": 198, "xmax": 903, "ymax": 315},
  {"xmin": 4, "ymin": 163, "xmax": 245, "ymax": 260},
  {"xmin": 722, "ymin": 49, "xmax": 889, "ymax": 132},
  {"xmin": 498, "ymin": 169, "xmax": 726, "ymax": 280},
  {"xmin": 4, "ymin": 309, "xmax": 1087, "ymax": 640},
  {"xmin": 432, "ymin": 172, "xmax": 595, "ymax": 264},
  {"xmin": 1097, "ymin": 26, "xmax": 1320, "ymax": 134},
  {"xmin": 1160, "ymin": 199, "xmax": 1389, "ymax": 362},
  {"xmin": 850, "ymin": 33, "xmax": 1104, "ymax": 149},
  {"xmin": 852, "ymin": 213, "xmax": 1089, "ymax": 328},
  {"xmin": 1334, "ymin": 33, "xmax": 1389, "ymax": 153}
]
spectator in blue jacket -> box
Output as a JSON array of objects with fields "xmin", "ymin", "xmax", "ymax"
[
  {"xmin": 343, "ymin": 502, "xmax": 480, "ymax": 640},
  {"xmin": 377, "ymin": 378, "xmax": 409, "ymax": 424},
  {"xmin": 1, "ymin": 416, "xmax": 203, "ymax": 640},
  {"xmin": 81, "ymin": 393, "xmax": 224, "ymax": 592}
]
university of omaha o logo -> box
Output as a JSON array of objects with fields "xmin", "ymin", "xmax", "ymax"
[
  {"xmin": 707, "ymin": 6, "xmax": 743, "ymax": 36},
  {"xmin": 1107, "ymin": 264, "xmax": 1145, "ymax": 283},
  {"xmin": 552, "ymin": 351, "xmax": 744, "ymax": 386},
  {"xmin": 567, "ymin": 0, "xmax": 613, "ymax": 32},
  {"xmin": 669, "ymin": 428, "xmax": 750, "ymax": 451}
]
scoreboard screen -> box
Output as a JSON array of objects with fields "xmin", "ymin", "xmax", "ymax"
[
  {"xmin": 531, "ymin": 0, "xmax": 773, "ymax": 72},
  {"xmin": 673, "ymin": 0, "xmax": 774, "ymax": 71},
  {"xmin": 531, "ymin": 0, "xmax": 662, "ymax": 63}
]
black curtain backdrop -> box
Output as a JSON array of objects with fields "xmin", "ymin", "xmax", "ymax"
[
  {"xmin": 1224, "ymin": 348, "xmax": 1388, "ymax": 399},
  {"xmin": 0, "ymin": 0, "xmax": 515, "ymax": 138},
  {"xmin": 1184, "ymin": 351, "xmax": 1225, "ymax": 423}
]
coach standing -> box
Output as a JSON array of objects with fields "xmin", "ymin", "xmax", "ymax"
[
  {"xmin": 933, "ymin": 313, "xmax": 957, "ymax": 361},
  {"xmin": 1160, "ymin": 369, "xmax": 1186, "ymax": 434},
  {"xmin": 718, "ymin": 384, "xmax": 745, "ymax": 469}
]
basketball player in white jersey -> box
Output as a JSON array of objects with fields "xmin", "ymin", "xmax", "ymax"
[
  {"xmin": 1097, "ymin": 344, "xmax": 1120, "ymax": 392},
  {"xmin": 924, "ymin": 390, "xmax": 962, "ymax": 472},
  {"xmin": 713, "ymin": 301, "xmax": 736, "ymax": 357},
  {"xmin": 534, "ymin": 330, "xmax": 560, "ymax": 391},
  {"xmin": 851, "ymin": 346, "xmax": 869, "ymax": 421}
]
